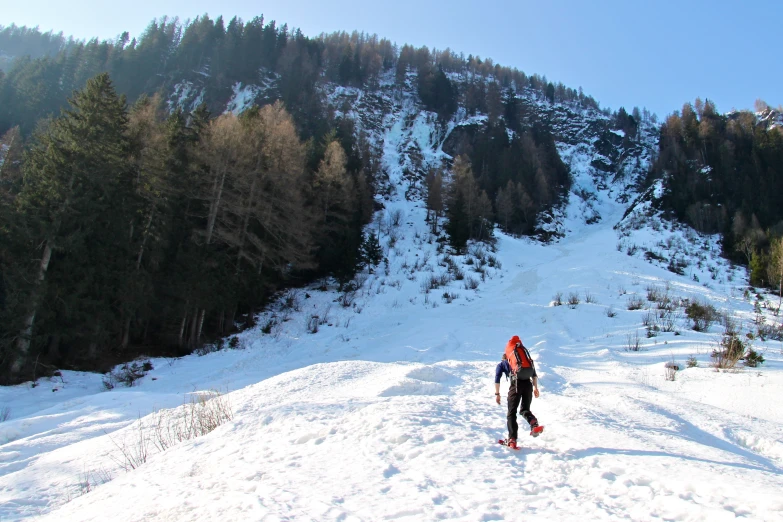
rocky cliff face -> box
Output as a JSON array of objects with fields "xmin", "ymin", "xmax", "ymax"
[{"xmin": 168, "ymin": 70, "xmax": 660, "ymax": 239}]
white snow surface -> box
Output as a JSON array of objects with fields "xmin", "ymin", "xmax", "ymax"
[{"xmin": 2, "ymin": 102, "xmax": 783, "ymax": 522}]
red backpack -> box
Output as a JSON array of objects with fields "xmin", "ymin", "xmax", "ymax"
[{"xmin": 505, "ymin": 335, "xmax": 535, "ymax": 380}]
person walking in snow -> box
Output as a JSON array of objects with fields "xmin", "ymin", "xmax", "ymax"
[{"xmin": 495, "ymin": 335, "xmax": 543, "ymax": 449}]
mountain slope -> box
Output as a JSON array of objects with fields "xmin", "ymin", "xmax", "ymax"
[
  {"xmin": 1, "ymin": 71, "xmax": 782, "ymax": 521},
  {"xmin": 2, "ymin": 127, "xmax": 783, "ymax": 519}
]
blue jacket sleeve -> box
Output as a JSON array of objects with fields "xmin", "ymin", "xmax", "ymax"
[{"xmin": 494, "ymin": 361, "xmax": 509, "ymax": 384}]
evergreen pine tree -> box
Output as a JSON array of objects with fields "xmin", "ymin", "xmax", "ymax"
[
  {"xmin": 10, "ymin": 72, "xmax": 137, "ymax": 378},
  {"xmin": 359, "ymin": 233, "xmax": 383, "ymax": 272},
  {"xmin": 445, "ymin": 191, "xmax": 469, "ymax": 252}
]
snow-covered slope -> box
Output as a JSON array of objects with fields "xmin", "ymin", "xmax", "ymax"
[{"xmin": 2, "ymin": 79, "xmax": 783, "ymax": 522}]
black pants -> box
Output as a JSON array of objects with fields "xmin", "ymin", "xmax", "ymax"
[{"xmin": 507, "ymin": 378, "xmax": 537, "ymax": 440}]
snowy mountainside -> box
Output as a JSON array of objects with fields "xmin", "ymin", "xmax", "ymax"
[
  {"xmin": 167, "ymin": 69, "xmax": 659, "ymax": 236},
  {"xmin": 2, "ymin": 115, "xmax": 783, "ymax": 520},
  {"xmin": 615, "ymin": 180, "xmax": 745, "ymax": 289},
  {"xmin": 3, "ymin": 181, "xmax": 782, "ymax": 520},
  {"xmin": 2, "ymin": 72, "xmax": 783, "ymax": 521}
]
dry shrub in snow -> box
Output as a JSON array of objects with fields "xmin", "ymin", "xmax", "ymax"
[
  {"xmin": 626, "ymin": 295, "xmax": 645, "ymax": 310},
  {"xmin": 626, "ymin": 331, "xmax": 641, "ymax": 351},
  {"xmin": 68, "ymin": 468, "xmax": 113, "ymax": 501},
  {"xmin": 111, "ymin": 391, "xmax": 233, "ymax": 472}
]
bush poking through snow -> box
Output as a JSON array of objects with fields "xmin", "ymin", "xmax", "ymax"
[
  {"xmin": 464, "ymin": 277, "xmax": 479, "ymax": 290},
  {"xmin": 338, "ymin": 284, "xmax": 358, "ymax": 308},
  {"xmin": 584, "ymin": 290, "xmax": 597, "ymax": 304},
  {"xmin": 627, "ymin": 295, "xmax": 645, "ymax": 310},
  {"xmin": 196, "ymin": 340, "xmax": 223, "ymax": 356},
  {"xmin": 111, "ymin": 391, "xmax": 233, "ymax": 472},
  {"xmin": 261, "ymin": 318, "xmax": 276, "ymax": 334},
  {"xmin": 109, "ymin": 419, "xmax": 149, "ymax": 471},
  {"xmin": 307, "ymin": 315, "xmax": 319, "ymax": 334},
  {"xmin": 552, "ymin": 292, "xmax": 563, "ymax": 306},
  {"xmin": 711, "ymin": 332, "xmax": 746, "ymax": 370},
  {"xmin": 646, "ymin": 285, "xmax": 663, "ymax": 303},
  {"xmin": 757, "ymin": 322, "xmax": 783, "ymax": 341},
  {"xmin": 605, "ymin": 306, "xmax": 617, "ymax": 318},
  {"xmin": 744, "ymin": 347, "xmax": 765, "ymax": 368},
  {"xmin": 626, "ymin": 331, "xmax": 642, "ymax": 351},
  {"xmin": 687, "ymin": 355, "xmax": 698, "ymax": 368},
  {"xmin": 280, "ymin": 290, "xmax": 300, "ymax": 312},
  {"xmin": 442, "ymin": 291, "xmax": 457, "ymax": 303},
  {"xmin": 685, "ymin": 301, "xmax": 719, "ymax": 331},
  {"xmin": 0, "ymin": 405, "xmax": 9, "ymax": 422},
  {"xmin": 68, "ymin": 468, "xmax": 113, "ymax": 500},
  {"xmin": 421, "ymin": 272, "xmax": 452, "ymax": 293},
  {"xmin": 567, "ymin": 292, "xmax": 580, "ymax": 308},
  {"xmin": 103, "ymin": 360, "xmax": 153, "ymax": 389}
]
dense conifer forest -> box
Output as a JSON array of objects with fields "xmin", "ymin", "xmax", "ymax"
[{"xmin": 648, "ymin": 100, "xmax": 783, "ymax": 288}]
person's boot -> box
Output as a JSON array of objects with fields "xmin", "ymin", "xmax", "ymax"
[
  {"xmin": 529, "ymin": 422, "xmax": 544, "ymax": 437},
  {"xmin": 507, "ymin": 438, "xmax": 518, "ymax": 449}
]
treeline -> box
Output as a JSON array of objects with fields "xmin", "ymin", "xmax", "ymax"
[
  {"xmin": 0, "ymin": 74, "xmax": 374, "ymax": 384},
  {"xmin": 0, "ymin": 16, "xmax": 601, "ymax": 138},
  {"xmin": 650, "ymin": 99, "xmax": 783, "ymax": 287},
  {"xmin": 0, "ymin": 16, "xmax": 597, "ymax": 245},
  {"xmin": 0, "ymin": 25, "xmax": 71, "ymax": 70}
]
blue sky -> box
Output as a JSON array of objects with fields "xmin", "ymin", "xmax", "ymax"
[{"xmin": 2, "ymin": 0, "xmax": 781, "ymax": 118}]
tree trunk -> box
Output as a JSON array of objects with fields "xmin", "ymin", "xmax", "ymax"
[
  {"xmin": 206, "ymin": 167, "xmax": 228, "ymax": 245},
  {"xmin": 228, "ymin": 306, "xmax": 236, "ymax": 334},
  {"xmin": 178, "ymin": 309, "xmax": 188, "ymax": 348},
  {"xmin": 236, "ymin": 177, "xmax": 258, "ymax": 274},
  {"xmin": 121, "ymin": 316, "xmax": 132, "ymax": 350},
  {"xmin": 12, "ymin": 238, "xmax": 54, "ymax": 375},
  {"xmin": 46, "ymin": 334, "xmax": 61, "ymax": 363},
  {"xmin": 188, "ymin": 307, "xmax": 198, "ymax": 349},
  {"xmin": 196, "ymin": 309, "xmax": 206, "ymax": 344},
  {"xmin": 136, "ymin": 207, "xmax": 155, "ymax": 270}
]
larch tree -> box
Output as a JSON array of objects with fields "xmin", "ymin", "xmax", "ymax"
[{"xmin": 235, "ymin": 102, "xmax": 313, "ymax": 276}]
